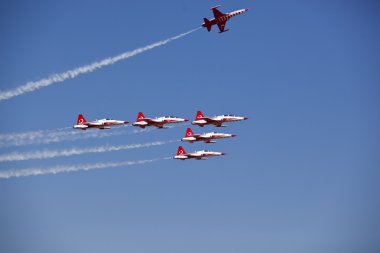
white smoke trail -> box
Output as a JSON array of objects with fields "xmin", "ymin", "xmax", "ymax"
[
  {"xmin": 0, "ymin": 157, "xmax": 172, "ymax": 179},
  {"xmin": 0, "ymin": 140, "xmax": 177, "ymax": 162},
  {"xmin": 0, "ymin": 126, "xmax": 153, "ymax": 148},
  {"xmin": 0, "ymin": 121, "xmax": 186, "ymax": 148},
  {"xmin": 0, "ymin": 27, "xmax": 201, "ymax": 102}
]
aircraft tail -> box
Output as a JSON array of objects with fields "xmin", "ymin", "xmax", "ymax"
[
  {"xmin": 77, "ymin": 114, "xmax": 87, "ymax": 124},
  {"xmin": 202, "ymin": 18, "xmax": 212, "ymax": 32},
  {"xmin": 136, "ymin": 112, "xmax": 145, "ymax": 122},
  {"xmin": 195, "ymin": 111, "xmax": 205, "ymax": 120},
  {"xmin": 177, "ymin": 146, "xmax": 186, "ymax": 155},
  {"xmin": 185, "ymin": 128, "xmax": 194, "ymax": 137}
]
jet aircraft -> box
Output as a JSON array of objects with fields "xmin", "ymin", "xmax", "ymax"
[
  {"xmin": 174, "ymin": 146, "xmax": 225, "ymax": 160},
  {"xmin": 132, "ymin": 112, "xmax": 188, "ymax": 129},
  {"xmin": 202, "ymin": 5, "xmax": 249, "ymax": 33},
  {"xmin": 192, "ymin": 111, "xmax": 248, "ymax": 127},
  {"xmin": 181, "ymin": 128, "xmax": 236, "ymax": 143},
  {"xmin": 73, "ymin": 114, "xmax": 128, "ymax": 130}
]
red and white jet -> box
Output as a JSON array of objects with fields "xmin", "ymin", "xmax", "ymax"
[
  {"xmin": 174, "ymin": 146, "xmax": 225, "ymax": 160},
  {"xmin": 202, "ymin": 5, "xmax": 249, "ymax": 33},
  {"xmin": 132, "ymin": 112, "xmax": 188, "ymax": 129},
  {"xmin": 73, "ymin": 114, "xmax": 128, "ymax": 130},
  {"xmin": 181, "ymin": 128, "xmax": 236, "ymax": 143},
  {"xmin": 192, "ymin": 111, "xmax": 248, "ymax": 127}
]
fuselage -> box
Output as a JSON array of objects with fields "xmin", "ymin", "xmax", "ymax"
[
  {"xmin": 192, "ymin": 114, "xmax": 248, "ymax": 127},
  {"xmin": 174, "ymin": 150, "xmax": 225, "ymax": 160},
  {"xmin": 133, "ymin": 116, "xmax": 188, "ymax": 128},
  {"xmin": 73, "ymin": 118, "xmax": 128, "ymax": 130},
  {"xmin": 182, "ymin": 132, "xmax": 236, "ymax": 143},
  {"xmin": 210, "ymin": 8, "xmax": 248, "ymax": 25}
]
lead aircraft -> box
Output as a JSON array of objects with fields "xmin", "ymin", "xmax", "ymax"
[
  {"xmin": 132, "ymin": 112, "xmax": 188, "ymax": 129},
  {"xmin": 181, "ymin": 128, "xmax": 236, "ymax": 143},
  {"xmin": 73, "ymin": 114, "xmax": 128, "ymax": 130},
  {"xmin": 192, "ymin": 111, "xmax": 248, "ymax": 127},
  {"xmin": 202, "ymin": 5, "xmax": 249, "ymax": 33},
  {"xmin": 174, "ymin": 146, "xmax": 225, "ymax": 160}
]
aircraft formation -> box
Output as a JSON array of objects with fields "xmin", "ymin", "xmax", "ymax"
[
  {"xmin": 70, "ymin": 6, "xmax": 250, "ymax": 161},
  {"xmin": 0, "ymin": 6, "xmax": 250, "ymax": 179},
  {"xmin": 73, "ymin": 110, "xmax": 248, "ymax": 160}
]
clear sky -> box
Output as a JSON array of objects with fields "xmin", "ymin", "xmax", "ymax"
[{"xmin": 1, "ymin": 0, "xmax": 379, "ymax": 252}]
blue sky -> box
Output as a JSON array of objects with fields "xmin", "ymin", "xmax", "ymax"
[{"xmin": 0, "ymin": 0, "xmax": 379, "ymax": 252}]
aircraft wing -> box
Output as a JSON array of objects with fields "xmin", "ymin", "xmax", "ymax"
[
  {"xmin": 201, "ymin": 117, "xmax": 222, "ymax": 124},
  {"xmin": 212, "ymin": 6, "xmax": 224, "ymax": 19},
  {"xmin": 141, "ymin": 118, "xmax": 159, "ymax": 124},
  {"xmin": 217, "ymin": 21, "xmax": 227, "ymax": 33}
]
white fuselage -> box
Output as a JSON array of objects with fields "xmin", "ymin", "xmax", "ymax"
[
  {"xmin": 182, "ymin": 132, "xmax": 236, "ymax": 143},
  {"xmin": 192, "ymin": 115, "xmax": 248, "ymax": 127},
  {"xmin": 133, "ymin": 116, "xmax": 188, "ymax": 128},
  {"xmin": 174, "ymin": 150, "xmax": 225, "ymax": 160},
  {"xmin": 73, "ymin": 119, "xmax": 127, "ymax": 130}
]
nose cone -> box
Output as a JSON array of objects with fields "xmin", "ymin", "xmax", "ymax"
[
  {"xmin": 243, "ymin": 117, "xmax": 248, "ymax": 120},
  {"xmin": 124, "ymin": 121, "xmax": 129, "ymax": 124},
  {"xmin": 184, "ymin": 119, "xmax": 189, "ymax": 122},
  {"xmin": 231, "ymin": 134, "xmax": 237, "ymax": 137},
  {"xmin": 245, "ymin": 8, "xmax": 249, "ymax": 11},
  {"xmin": 221, "ymin": 152, "xmax": 226, "ymax": 156}
]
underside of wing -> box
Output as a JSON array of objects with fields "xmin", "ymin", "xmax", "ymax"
[
  {"xmin": 154, "ymin": 123, "xmax": 165, "ymax": 128},
  {"xmin": 217, "ymin": 21, "xmax": 226, "ymax": 33},
  {"xmin": 141, "ymin": 118, "xmax": 155, "ymax": 123},
  {"xmin": 212, "ymin": 7, "xmax": 224, "ymax": 19}
]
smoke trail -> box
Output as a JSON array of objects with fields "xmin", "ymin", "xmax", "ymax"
[
  {"xmin": 0, "ymin": 126, "xmax": 152, "ymax": 148},
  {"xmin": 0, "ymin": 122, "xmax": 186, "ymax": 148},
  {"xmin": 0, "ymin": 27, "xmax": 201, "ymax": 102},
  {"xmin": 0, "ymin": 157, "xmax": 172, "ymax": 179},
  {"xmin": 0, "ymin": 140, "xmax": 177, "ymax": 162}
]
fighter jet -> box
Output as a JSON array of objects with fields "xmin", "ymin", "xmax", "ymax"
[
  {"xmin": 181, "ymin": 128, "xmax": 236, "ymax": 143},
  {"xmin": 202, "ymin": 5, "xmax": 249, "ymax": 33},
  {"xmin": 174, "ymin": 146, "xmax": 225, "ymax": 160},
  {"xmin": 192, "ymin": 111, "xmax": 248, "ymax": 127},
  {"xmin": 73, "ymin": 114, "xmax": 128, "ymax": 130},
  {"xmin": 132, "ymin": 112, "xmax": 188, "ymax": 129}
]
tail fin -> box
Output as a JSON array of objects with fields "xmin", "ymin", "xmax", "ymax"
[
  {"xmin": 202, "ymin": 18, "xmax": 212, "ymax": 32},
  {"xmin": 185, "ymin": 128, "xmax": 194, "ymax": 137},
  {"xmin": 195, "ymin": 111, "xmax": 205, "ymax": 120},
  {"xmin": 177, "ymin": 146, "xmax": 186, "ymax": 155},
  {"xmin": 136, "ymin": 112, "xmax": 145, "ymax": 122},
  {"xmin": 77, "ymin": 114, "xmax": 87, "ymax": 124}
]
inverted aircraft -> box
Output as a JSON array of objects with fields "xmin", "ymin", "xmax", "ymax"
[
  {"xmin": 132, "ymin": 112, "xmax": 188, "ymax": 129},
  {"xmin": 73, "ymin": 114, "xmax": 128, "ymax": 130},
  {"xmin": 192, "ymin": 111, "xmax": 248, "ymax": 127},
  {"xmin": 181, "ymin": 128, "xmax": 236, "ymax": 143},
  {"xmin": 202, "ymin": 5, "xmax": 249, "ymax": 33},
  {"xmin": 174, "ymin": 146, "xmax": 225, "ymax": 160}
]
